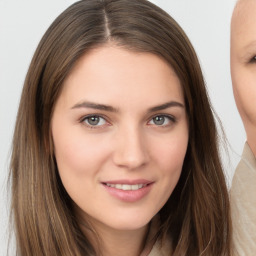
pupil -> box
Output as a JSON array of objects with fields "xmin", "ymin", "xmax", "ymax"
[
  {"xmin": 154, "ymin": 116, "xmax": 164, "ymax": 125},
  {"xmin": 88, "ymin": 116, "xmax": 99, "ymax": 125}
]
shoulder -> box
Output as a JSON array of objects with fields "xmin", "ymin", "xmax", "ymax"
[
  {"xmin": 142, "ymin": 215, "xmax": 172, "ymax": 256},
  {"xmin": 231, "ymin": 142, "xmax": 256, "ymax": 195},
  {"xmin": 230, "ymin": 142, "xmax": 256, "ymax": 256},
  {"xmin": 147, "ymin": 238, "xmax": 172, "ymax": 256}
]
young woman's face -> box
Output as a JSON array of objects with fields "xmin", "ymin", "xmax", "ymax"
[{"xmin": 51, "ymin": 46, "xmax": 188, "ymax": 233}]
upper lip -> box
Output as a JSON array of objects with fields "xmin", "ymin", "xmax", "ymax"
[{"xmin": 101, "ymin": 179, "xmax": 153, "ymax": 185}]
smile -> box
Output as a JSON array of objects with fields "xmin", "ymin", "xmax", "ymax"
[
  {"xmin": 105, "ymin": 183, "xmax": 147, "ymax": 190},
  {"xmin": 102, "ymin": 180, "xmax": 153, "ymax": 202}
]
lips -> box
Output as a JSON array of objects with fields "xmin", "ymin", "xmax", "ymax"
[
  {"xmin": 101, "ymin": 179, "xmax": 153, "ymax": 202},
  {"xmin": 105, "ymin": 183, "xmax": 147, "ymax": 190}
]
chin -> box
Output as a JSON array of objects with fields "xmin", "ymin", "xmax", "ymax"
[{"xmin": 104, "ymin": 212, "xmax": 155, "ymax": 231}]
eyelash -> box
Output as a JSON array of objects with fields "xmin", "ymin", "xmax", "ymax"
[
  {"xmin": 80, "ymin": 114, "xmax": 109, "ymax": 129},
  {"xmin": 79, "ymin": 114, "xmax": 176, "ymax": 129},
  {"xmin": 148, "ymin": 114, "xmax": 176, "ymax": 127},
  {"xmin": 249, "ymin": 55, "xmax": 256, "ymax": 63}
]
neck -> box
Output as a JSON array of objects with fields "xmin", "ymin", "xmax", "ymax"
[
  {"xmin": 246, "ymin": 127, "xmax": 256, "ymax": 157},
  {"xmin": 97, "ymin": 225, "xmax": 149, "ymax": 256},
  {"xmin": 247, "ymin": 140, "xmax": 256, "ymax": 158},
  {"xmin": 80, "ymin": 218, "xmax": 149, "ymax": 256}
]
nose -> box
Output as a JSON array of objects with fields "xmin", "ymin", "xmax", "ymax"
[{"xmin": 112, "ymin": 126, "xmax": 149, "ymax": 170}]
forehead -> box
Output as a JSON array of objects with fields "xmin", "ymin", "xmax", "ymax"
[
  {"xmin": 59, "ymin": 46, "xmax": 184, "ymax": 108},
  {"xmin": 231, "ymin": 0, "xmax": 256, "ymax": 53},
  {"xmin": 232, "ymin": 0, "xmax": 256, "ymax": 35}
]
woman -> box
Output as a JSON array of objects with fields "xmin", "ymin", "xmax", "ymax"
[
  {"xmin": 230, "ymin": 0, "xmax": 256, "ymax": 254},
  {"xmin": 10, "ymin": 0, "xmax": 231, "ymax": 255}
]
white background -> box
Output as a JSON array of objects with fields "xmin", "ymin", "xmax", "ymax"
[{"xmin": 0, "ymin": 0, "xmax": 241, "ymax": 254}]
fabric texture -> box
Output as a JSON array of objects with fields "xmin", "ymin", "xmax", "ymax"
[
  {"xmin": 146, "ymin": 239, "xmax": 170, "ymax": 256},
  {"xmin": 141, "ymin": 216, "xmax": 171, "ymax": 256},
  {"xmin": 230, "ymin": 142, "xmax": 256, "ymax": 256}
]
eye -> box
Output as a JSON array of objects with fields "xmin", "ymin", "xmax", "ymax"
[
  {"xmin": 148, "ymin": 115, "xmax": 175, "ymax": 126},
  {"xmin": 81, "ymin": 115, "xmax": 108, "ymax": 127},
  {"xmin": 249, "ymin": 55, "xmax": 256, "ymax": 63}
]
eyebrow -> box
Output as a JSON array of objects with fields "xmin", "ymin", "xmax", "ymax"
[
  {"xmin": 71, "ymin": 101, "xmax": 118, "ymax": 112},
  {"xmin": 244, "ymin": 40, "xmax": 256, "ymax": 50},
  {"xmin": 71, "ymin": 100, "xmax": 184, "ymax": 112},
  {"xmin": 148, "ymin": 101, "xmax": 184, "ymax": 112}
]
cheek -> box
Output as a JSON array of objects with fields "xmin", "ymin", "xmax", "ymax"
[
  {"xmin": 153, "ymin": 127, "xmax": 188, "ymax": 177},
  {"xmin": 52, "ymin": 129, "xmax": 112, "ymax": 210},
  {"xmin": 53, "ymin": 127, "xmax": 110, "ymax": 179},
  {"xmin": 162, "ymin": 141, "xmax": 187, "ymax": 182},
  {"xmin": 149, "ymin": 133, "xmax": 188, "ymax": 210},
  {"xmin": 233, "ymin": 67, "xmax": 256, "ymax": 124}
]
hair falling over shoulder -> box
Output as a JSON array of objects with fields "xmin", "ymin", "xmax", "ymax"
[{"xmin": 9, "ymin": 0, "xmax": 232, "ymax": 255}]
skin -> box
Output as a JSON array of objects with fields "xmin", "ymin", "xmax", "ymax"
[
  {"xmin": 231, "ymin": 0, "xmax": 256, "ymax": 156},
  {"xmin": 51, "ymin": 45, "xmax": 188, "ymax": 256}
]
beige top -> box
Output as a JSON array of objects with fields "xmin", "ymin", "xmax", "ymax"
[
  {"xmin": 141, "ymin": 216, "xmax": 171, "ymax": 256},
  {"xmin": 147, "ymin": 240, "xmax": 170, "ymax": 256},
  {"xmin": 230, "ymin": 142, "xmax": 256, "ymax": 256}
]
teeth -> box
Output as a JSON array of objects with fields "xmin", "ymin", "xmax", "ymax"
[
  {"xmin": 116, "ymin": 184, "xmax": 122, "ymax": 189},
  {"xmin": 132, "ymin": 184, "xmax": 139, "ymax": 190},
  {"xmin": 105, "ymin": 183, "xmax": 146, "ymax": 190},
  {"xmin": 122, "ymin": 184, "xmax": 131, "ymax": 190}
]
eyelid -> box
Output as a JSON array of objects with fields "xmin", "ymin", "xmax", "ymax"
[
  {"xmin": 80, "ymin": 114, "xmax": 110, "ymax": 128},
  {"xmin": 249, "ymin": 56, "xmax": 256, "ymax": 63},
  {"xmin": 79, "ymin": 113, "xmax": 177, "ymax": 129},
  {"xmin": 246, "ymin": 54, "xmax": 256, "ymax": 63},
  {"xmin": 147, "ymin": 114, "xmax": 176, "ymax": 126}
]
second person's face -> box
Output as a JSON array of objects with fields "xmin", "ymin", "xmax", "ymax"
[
  {"xmin": 231, "ymin": 0, "xmax": 256, "ymax": 150},
  {"xmin": 51, "ymin": 46, "xmax": 188, "ymax": 235}
]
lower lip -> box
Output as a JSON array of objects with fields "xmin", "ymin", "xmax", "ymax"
[{"xmin": 102, "ymin": 183, "xmax": 153, "ymax": 202}]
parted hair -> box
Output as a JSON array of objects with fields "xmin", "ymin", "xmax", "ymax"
[{"xmin": 10, "ymin": 0, "xmax": 231, "ymax": 255}]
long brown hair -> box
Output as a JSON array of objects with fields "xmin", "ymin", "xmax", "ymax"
[{"xmin": 10, "ymin": 0, "xmax": 231, "ymax": 255}]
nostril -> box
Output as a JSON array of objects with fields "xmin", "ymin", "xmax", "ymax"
[{"xmin": 112, "ymin": 131, "xmax": 149, "ymax": 169}]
